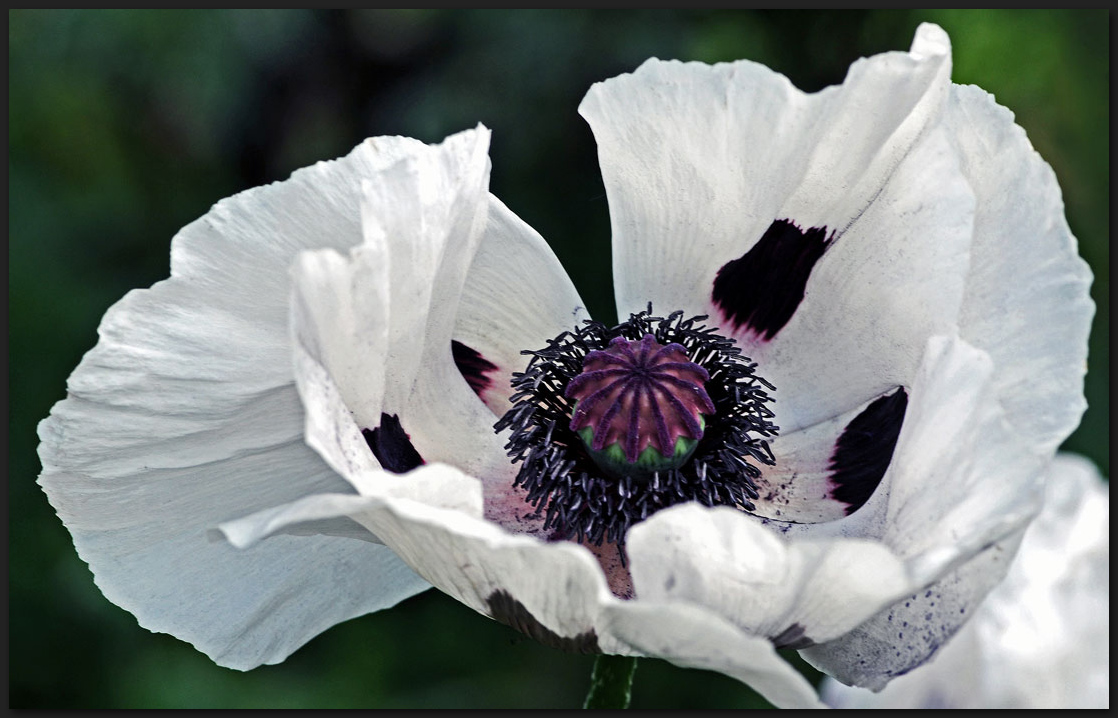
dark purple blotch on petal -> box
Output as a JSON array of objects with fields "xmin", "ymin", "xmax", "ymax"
[
  {"xmin": 362, "ymin": 413, "xmax": 424, "ymax": 474},
  {"xmin": 772, "ymin": 623, "xmax": 816, "ymax": 650},
  {"xmin": 712, "ymin": 218, "xmax": 835, "ymax": 341},
  {"xmin": 486, "ymin": 589, "xmax": 600, "ymax": 654},
  {"xmin": 452, "ymin": 339, "xmax": 499, "ymax": 399},
  {"xmin": 829, "ymin": 388, "xmax": 908, "ymax": 515}
]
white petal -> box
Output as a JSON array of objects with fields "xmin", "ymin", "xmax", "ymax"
[
  {"xmin": 803, "ymin": 529, "xmax": 1026, "ymax": 691},
  {"xmin": 289, "ymin": 330, "xmax": 490, "ymax": 516},
  {"xmin": 791, "ymin": 335, "xmax": 1043, "ymax": 574},
  {"xmin": 219, "ymin": 469, "xmax": 481, "ymax": 548},
  {"xmin": 221, "ymin": 463, "xmax": 825, "ymax": 709},
  {"xmin": 801, "ymin": 67, "xmax": 1096, "ymax": 693},
  {"xmin": 37, "ymin": 136, "xmax": 441, "ymax": 668},
  {"xmin": 877, "ymin": 335, "xmax": 1045, "ymax": 576},
  {"xmin": 580, "ymin": 23, "xmax": 952, "ymax": 330},
  {"xmin": 290, "ymin": 129, "xmax": 498, "ymax": 466},
  {"xmin": 947, "ymin": 84, "xmax": 1094, "ymax": 453},
  {"xmin": 354, "ymin": 469, "xmax": 618, "ymax": 645},
  {"xmin": 626, "ymin": 503, "xmax": 909, "ymax": 647},
  {"xmin": 822, "ymin": 454, "xmax": 1109, "ymax": 708},
  {"xmin": 789, "ymin": 335, "xmax": 1048, "ymax": 687},
  {"xmin": 601, "ymin": 601, "xmax": 826, "ymax": 709},
  {"xmin": 219, "ymin": 493, "xmax": 388, "ymax": 548},
  {"xmin": 358, "ymin": 126, "xmax": 493, "ymax": 419},
  {"xmin": 356, "ymin": 128, "xmax": 510, "ymax": 482},
  {"xmin": 453, "ymin": 195, "xmax": 590, "ymax": 416},
  {"xmin": 778, "ymin": 23, "xmax": 953, "ymax": 231},
  {"xmin": 969, "ymin": 454, "xmax": 1109, "ymax": 708},
  {"xmin": 583, "ymin": 26, "xmax": 972, "ymax": 434},
  {"xmin": 222, "ymin": 462, "xmax": 622, "ymax": 652},
  {"xmin": 289, "ymin": 243, "xmax": 390, "ymax": 440},
  {"xmin": 288, "ymin": 127, "xmax": 531, "ymax": 533},
  {"xmin": 740, "ymin": 125, "xmax": 973, "ymax": 432}
]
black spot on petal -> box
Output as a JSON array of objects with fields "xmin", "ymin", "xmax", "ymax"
[
  {"xmin": 829, "ymin": 388, "xmax": 908, "ymax": 514},
  {"xmin": 772, "ymin": 623, "xmax": 816, "ymax": 650},
  {"xmin": 362, "ymin": 413, "xmax": 424, "ymax": 474},
  {"xmin": 712, "ymin": 219, "xmax": 835, "ymax": 341},
  {"xmin": 486, "ymin": 589, "xmax": 600, "ymax": 654},
  {"xmin": 452, "ymin": 340, "xmax": 498, "ymax": 399}
]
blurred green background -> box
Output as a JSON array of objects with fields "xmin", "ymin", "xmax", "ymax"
[{"xmin": 9, "ymin": 9, "xmax": 1108, "ymax": 709}]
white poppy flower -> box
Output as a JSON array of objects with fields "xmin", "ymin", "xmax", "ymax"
[
  {"xmin": 37, "ymin": 23, "xmax": 1093, "ymax": 709},
  {"xmin": 823, "ymin": 453, "xmax": 1109, "ymax": 709}
]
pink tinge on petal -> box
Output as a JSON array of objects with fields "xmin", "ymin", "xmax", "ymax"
[{"xmin": 583, "ymin": 539, "xmax": 635, "ymax": 600}]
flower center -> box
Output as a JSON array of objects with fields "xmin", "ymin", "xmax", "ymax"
[
  {"xmin": 566, "ymin": 334, "xmax": 714, "ymax": 479},
  {"xmin": 495, "ymin": 307, "xmax": 778, "ymax": 548}
]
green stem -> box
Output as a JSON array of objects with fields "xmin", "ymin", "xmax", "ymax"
[{"xmin": 582, "ymin": 654, "xmax": 638, "ymax": 709}]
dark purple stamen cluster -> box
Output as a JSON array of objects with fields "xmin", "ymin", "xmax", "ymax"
[{"xmin": 495, "ymin": 307, "xmax": 778, "ymax": 549}]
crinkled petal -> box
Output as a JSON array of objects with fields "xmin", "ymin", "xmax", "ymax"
[
  {"xmin": 625, "ymin": 334, "xmax": 1046, "ymax": 688},
  {"xmin": 288, "ymin": 248, "xmax": 390, "ymax": 486},
  {"xmin": 601, "ymin": 601, "xmax": 826, "ymax": 709},
  {"xmin": 584, "ymin": 26, "xmax": 970, "ymax": 432},
  {"xmin": 795, "ymin": 78, "xmax": 1094, "ymax": 690},
  {"xmin": 801, "ymin": 81, "xmax": 1096, "ymax": 689},
  {"xmin": 219, "ymin": 492, "xmax": 390, "ymax": 547},
  {"xmin": 947, "ymin": 84, "xmax": 1094, "ymax": 453},
  {"xmin": 739, "ymin": 125, "xmax": 972, "ymax": 432},
  {"xmin": 290, "ymin": 127, "xmax": 500, "ymax": 474},
  {"xmin": 220, "ymin": 462, "xmax": 623, "ymax": 652},
  {"xmin": 785, "ymin": 334, "xmax": 1042, "ymax": 566},
  {"xmin": 822, "ymin": 454, "xmax": 1109, "ymax": 708},
  {"xmin": 290, "ymin": 328, "xmax": 491, "ymax": 516},
  {"xmin": 36, "ymin": 137, "xmax": 442, "ymax": 669},
  {"xmin": 453, "ymin": 195, "xmax": 590, "ymax": 416},
  {"xmin": 803, "ymin": 529, "xmax": 1026, "ymax": 691},
  {"xmin": 288, "ymin": 127, "xmax": 538, "ymax": 535},
  {"xmin": 788, "ymin": 335, "xmax": 1048, "ymax": 687},
  {"xmin": 582, "ymin": 23, "xmax": 951, "ymax": 320},
  {"xmin": 626, "ymin": 503, "xmax": 909, "ymax": 647},
  {"xmin": 219, "ymin": 462, "xmax": 824, "ymax": 709},
  {"xmin": 582, "ymin": 25, "xmax": 953, "ymax": 340},
  {"xmin": 876, "ymin": 340, "xmax": 1045, "ymax": 578},
  {"xmin": 358, "ymin": 127, "xmax": 493, "ymax": 421}
]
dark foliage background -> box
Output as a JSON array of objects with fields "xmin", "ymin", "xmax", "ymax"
[{"xmin": 10, "ymin": 9, "xmax": 1108, "ymax": 708}]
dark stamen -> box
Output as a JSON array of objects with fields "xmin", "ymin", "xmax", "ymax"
[{"xmin": 495, "ymin": 307, "xmax": 778, "ymax": 549}]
